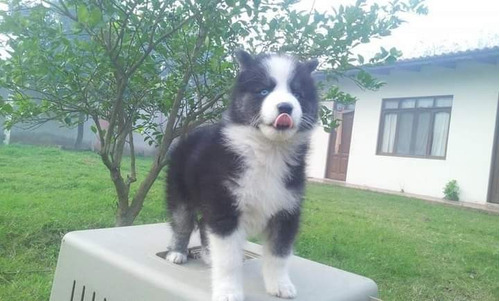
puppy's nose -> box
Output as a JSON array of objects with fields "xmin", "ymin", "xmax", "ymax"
[{"xmin": 277, "ymin": 102, "xmax": 293, "ymax": 115}]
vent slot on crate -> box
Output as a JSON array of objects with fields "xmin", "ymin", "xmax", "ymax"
[
  {"xmin": 80, "ymin": 285, "xmax": 85, "ymax": 301},
  {"xmin": 70, "ymin": 280, "xmax": 107, "ymax": 301}
]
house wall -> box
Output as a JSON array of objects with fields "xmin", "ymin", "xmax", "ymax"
[
  {"xmin": 306, "ymin": 101, "xmax": 333, "ymax": 178},
  {"xmin": 307, "ymin": 125, "xmax": 331, "ymax": 178},
  {"xmin": 0, "ymin": 118, "xmax": 160, "ymax": 156},
  {"xmin": 309, "ymin": 60, "xmax": 498, "ymax": 203},
  {"xmin": 0, "ymin": 86, "xmax": 161, "ymax": 155}
]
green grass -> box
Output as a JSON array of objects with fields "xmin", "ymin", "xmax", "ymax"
[{"xmin": 0, "ymin": 144, "xmax": 498, "ymax": 301}]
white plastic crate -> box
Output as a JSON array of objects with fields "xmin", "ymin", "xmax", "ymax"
[{"xmin": 50, "ymin": 223, "xmax": 378, "ymax": 301}]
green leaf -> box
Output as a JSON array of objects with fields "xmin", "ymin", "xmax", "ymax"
[
  {"xmin": 77, "ymin": 5, "xmax": 90, "ymax": 24},
  {"xmin": 357, "ymin": 54, "xmax": 364, "ymax": 65},
  {"xmin": 0, "ymin": 102, "xmax": 13, "ymax": 115},
  {"xmin": 88, "ymin": 8, "xmax": 102, "ymax": 27}
]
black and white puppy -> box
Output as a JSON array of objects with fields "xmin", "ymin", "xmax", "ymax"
[{"xmin": 166, "ymin": 50, "xmax": 319, "ymax": 301}]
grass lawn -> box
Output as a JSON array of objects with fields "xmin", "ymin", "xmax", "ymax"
[{"xmin": 0, "ymin": 144, "xmax": 498, "ymax": 301}]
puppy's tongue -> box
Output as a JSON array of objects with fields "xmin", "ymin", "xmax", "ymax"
[{"xmin": 273, "ymin": 113, "xmax": 293, "ymax": 129}]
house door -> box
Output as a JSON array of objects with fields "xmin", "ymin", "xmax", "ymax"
[
  {"xmin": 488, "ymin": 106, "xmax": 499, "ymax": 203},
  {"xmin": 326, "ymin": 111, "xmax": 354, "ymax": 181}
]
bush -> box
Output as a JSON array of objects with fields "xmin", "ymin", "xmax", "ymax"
[{"xmin": 443, "ymin": 180, "xmax": 460, "ymax": 201}]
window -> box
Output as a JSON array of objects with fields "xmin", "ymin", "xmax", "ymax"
[{"xmin": 377, "ymin": 96, "xmax": 452, "ymax": 159}]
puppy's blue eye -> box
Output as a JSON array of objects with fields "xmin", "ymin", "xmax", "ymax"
[{"xmin": 259, "ymin": 89, "xmax": 269, "ymax": 96}]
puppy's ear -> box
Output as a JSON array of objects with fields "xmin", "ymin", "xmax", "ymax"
[
  {"xmin": 304, "ymin": 58, "xmax": 319, "ymax": 73},
  {"xmin": 235, "ymin": 49, "xmax": 254, "ymax": 70}
]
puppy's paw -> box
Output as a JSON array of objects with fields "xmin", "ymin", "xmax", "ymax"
[
  {"xmin": 166, "ymin": 251, "xmax": 187, "ymax": 264},
  {"xmin": 212, "ymin": 291, "xmax": 244, "ymax": 301},
  {"xmin": 265, "ymin": 279, "xmax": 297, "ymax": 299}
]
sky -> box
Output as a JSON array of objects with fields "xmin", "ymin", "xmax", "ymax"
[{"xmin": 294, "ymin": 0, "xmax": 499, "ymax": 59}]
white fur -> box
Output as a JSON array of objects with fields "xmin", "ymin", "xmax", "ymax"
[
  {"xmin": 222, "ymin": 125, "xmax": 307, "ymax": 235},
  {"xmin": 264, "ymin": 55, "xmax": 295, "ymax": 91},
  {"xmin": 260, "ymin": 56, "xmax": 302, "ymax": 141},
  {"xmin": 215, "ymin": 125, "xmax": 311, "ymax": 301},
  {"xmin": 209, "ymin": 229, "xmax": 245, "ymax": 301},
  {"xmin": 166, "ymin": 251, "xmax": 187, "ymax": 264},
  {"xmin": 262, "ymin": 246, "xmax": 296, "ymax": 298}
]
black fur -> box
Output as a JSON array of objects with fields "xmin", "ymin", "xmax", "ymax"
[
  {"xmin": 167, "ymin": 124, "xmax": 241, "ymax": 243},
  {"xmin": 265, "ymin": 210, "xmax": 301, "ymax": 257},
  {"xmin": 285, "ymin": 144, "xmax": 309, "ymax": 192}
]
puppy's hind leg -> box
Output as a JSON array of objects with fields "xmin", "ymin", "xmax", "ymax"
[
  {"xmin": 166, "ymin": 203, "xmax": 195, "ymax": 264},
  {"xmin": 199, "ymin": 217, "xmax": 211, "ymax": 265}
]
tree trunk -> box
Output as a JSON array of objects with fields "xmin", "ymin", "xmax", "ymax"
[
  {"xmin": 112, "ymin": 162, "xmax": 163, "ymax": 227},
  {"xmin": 74, "ymin": 112, "xmax": 85, "ymax": 149},
  {"xmin": 111, "ymin": 158, "xmax": 166, "ymax": 227},
  {"xmin": 115, "ymin": 211, "xmax": 135, "ymax": 227},
  {"xmin": 109, "ymin": 127, "xmax": 175, "ymax": 226},
  {"xmin": 109, "ymin": 167, "xmax": 132, "ymax": 226}
]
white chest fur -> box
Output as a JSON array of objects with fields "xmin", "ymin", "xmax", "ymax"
[{"xmin": 222, "ymin": 125, "xmax": 307, "ymax": 235}]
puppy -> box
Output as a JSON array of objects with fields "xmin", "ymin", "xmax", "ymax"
[{"xmin": 166, "ymin": 50, "xmax": 319, "ymax": 301}]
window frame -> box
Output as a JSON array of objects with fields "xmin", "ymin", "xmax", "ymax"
[{"xmin": 376, "ymin": 95, "xmax": 453, "ymax": 160}]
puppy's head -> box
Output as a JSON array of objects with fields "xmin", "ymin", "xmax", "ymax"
[{"xmin": 228, "ymin": 50, "xmax": 319, "ymax": 141}]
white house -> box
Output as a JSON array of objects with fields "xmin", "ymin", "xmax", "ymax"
[{"xmin": 307, "ymin": 47, "xmax": 499, "ymax": 204}]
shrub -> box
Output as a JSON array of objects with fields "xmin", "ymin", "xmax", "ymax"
[{"xmin": 443, "ymin": 180, "xmax": 460, "ymax": 201}]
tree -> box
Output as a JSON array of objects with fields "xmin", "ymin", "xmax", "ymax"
[{"xmin": 0, "ymin": 0, "xmax": 426, "ymax": 226}]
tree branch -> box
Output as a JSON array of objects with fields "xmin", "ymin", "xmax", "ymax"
[
  {"xmin": 126, "ymin": 14, "xmax": 196, "ymax": 78},
  {"xmin": 126, "ymin": 131, "xmax": 137, "ymax": 186},
  {"xmin": 110, "ymin": 3, "xmax": 138, "ymax": 59},
  {"xmin": 157, "ymin": 25, "xmax": 207, "ymax": 164},
  {"xmin": 122, "ymin": 19, "xmax": 208, "ymax": 221},
  {"xmin": 92, "ymin": 115, "xmax": 112, "ymax": 169}
]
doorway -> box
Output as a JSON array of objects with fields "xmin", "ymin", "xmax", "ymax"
[{"xmin": 325, "ymin": 111, "xmax": 354, "ymax": 181}]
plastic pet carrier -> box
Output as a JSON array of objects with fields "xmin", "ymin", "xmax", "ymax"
[{"xmin": 50, "ymin": 223, "xmax": 379, "ymax": 301}]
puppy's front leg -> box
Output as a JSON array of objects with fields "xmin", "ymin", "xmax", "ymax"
[
  {"xmin": 263, "ymin": 210, "xmax": 300, "ymax": 299},
  {"xmin": 209, "ymin": 228, "xmax": 245, "ymax": 301},
  {"xmin": 263, "ymin": 250, "xmax": 296, "ymax": 299}
]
